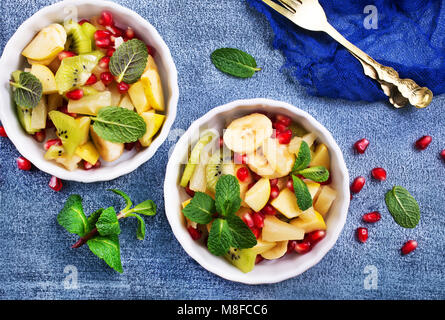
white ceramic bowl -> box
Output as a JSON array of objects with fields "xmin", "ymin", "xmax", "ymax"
[
  {"xmin": 0, "ymin": 0, "xmax": 179, "ymax": 182},
  {"xmin": 164, "ymin": 98, "xmax": 350, "ymax": 284}
]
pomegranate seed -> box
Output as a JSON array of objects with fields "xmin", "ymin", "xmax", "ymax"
[
  {"xmin": 58, "ymin": 51, "xmax": 76, "ymax": 60},
  {"xmin": 273, "ymin": 122, "xmax": 288, "ymax": 133},
  {"xmin": 146, "ymin": 45, "xmax": 156, "ymax": 57},
  {"xmin": 78, "ymin": 19, "xmax": 90, "ymax": 25},
  {"xmin": 185, "ymin": 185, "xmax": 195, "ymax": 198},
  {"xmin": 100, "ymin": 11, "xmax": 114, "ymax": 26},
  {"xmin": 306, "ymin": 230, "xmax": 326, "ymax": 245},
  {"xmin": 100, "ymin": 72, "xmax": 114, "ymax": 86},
  {"xmin": 440, "ymin": 150, "xmax": 445, "ymax": 161},
  {"xmin": 319, "ymin": 174, "xmax": 332, "ymax": 186},
  {"xmin": 350, "ymin": 176, "xmax": 365, "ymax": 193},
  {"xmin": 117, "ymin": 82, "xmax": 130, "ymax": 94},
  {"xmin": 252, "ymin": 212, "xmax": 265, "ymax": 228},
  {"xmin": 255, "ymin": 255, "xmax": 264, "ymax": 264},
  {"xmin": 33, "ymin": 130, "xmax": 46, "ymax": 143},
  {"xmin": 270, "ymin": 186, "xmax": 280, "ymax": 200},
  {"xmin": 276, "ymin": 114, "xmax": 292, "ymax": 127},
  {"xmin": 0, "ymin": 126, "xmax": 7, "ymax": 137},
  {"xmin": 94, "ymin": 30, "xmax": 112, "ymax": 40},
  {"xmin": 356, "ymin": 227, "xmax": 368, "ymax": 243},
  {"xmin": 371, "ymin": 167, "xmax": 387, "ymax": 181},
  {"xmin": 135, "ymin": 141, "xmax": 142, "ymax": 152},
  {"xmin": 277, "ymin": 129, "xmax": 292, "ymax": 144},
  {"xmin": 401, "ymin": 240, "xmax": 418, "ymax": 255},
  {"xmin": 187, "ymin": 226, "xmax": 202, "ymax": 240},
  {"xmin": 251, "ymin": 172, "xmax": 262, "ymax": 181},
  {"xmin": 99, "ymin": 56, "xmax": 110, "ymax": 69},
  {"xmin": 234, "ymin": 153, "xmax": 248, "ymax": 164},
  {"xmin": 250, "ymin": 227, "xmax": 261, "ymax": 239},
  {"xmin": 236, "ymin": 167, "xmax": 249, "ymax": 182},
  {"xmin": 125, "ymin": 27, "xmax": 135, "ymax": 39},
  {"xmin": 106, "ymin": 48, "xmax": 116, "ymax": 57},
  {"xmin": 242, "ymin": 212, "xmax": 255, "ymax": 229},
  {"xmin": 294, "ymin": 241, "xmax": 312, "ymax": 254},
  {"xmin": 17, "ymin": 157, "xmax": 32, "ymax": 171},
  {"xmin": 415, "ymin": 135, "xmax": 432, "ymax": 150},
  {"xmin": 270, "ymin": 178, "xmax": 278, "ymax": 187},
  {"xmin": 261, "ymin": 204, "xmax": 276, "ymax": 215},
  {"xmin": 66, "ymin": 89, "xmax": 84, "ymax": 100},
  {"xmin": 83, "ymin": 161, "xmax": 94, "ymax": 170},
  {"xmin": 107, "ymin": 25, "xmax": 122, "ymax": 37},
  {"xmin": 48, "ymin": 176, "xmax": 63, "ymax": 192},
  {"xmin": 95, "ymin": 38, "xmax": 112, "ymax": 49},
  {"xmin": 287, "ymin": 240, "xmax": 297, "ymax": 254},
  {"xmin": 218, "ymin": 137, "xmax": 224, "ymax": 148},
  {"xmin": 362, "ymin": 211, "xmax": 381, "ymax": 223},
  {"xmin": 286, "ymin": 178, "xmax": 294, "ymax": 192},
  {"xmin": 92, "ymin": 160, "xmax": 101, "ymax": 169},
  {"xmin": 84, "ymin": 74, "xmax": 98, "ymax": 86},
  {"xmin": 44, "ymin": 139, "xmax": 62, "ymax": 150},
  {"xmin": 354, "ymin": 138, "xmax": 369, "ymax": 154}
]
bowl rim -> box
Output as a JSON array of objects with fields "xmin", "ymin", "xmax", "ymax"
[
  {"xmin": 0, "ymin": 0, "xmax": 179, "ymax": 183},
  {"xmin": 164, "ymin": 98, "xmax": 350, "ymax": 284}
]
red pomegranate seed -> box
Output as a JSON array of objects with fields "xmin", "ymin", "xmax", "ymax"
[
  {"xmin": 252, "ymin": 212, "xmax": 265, "ymax": 228},
  {"xmin": 270, "ymin": 186, "xmax": 280, "ymax": 200},
  {"xmin": 187, "ymin": 226, "xmax": 202, "ymax": 240},
  {"xmin": 255, "ymin": 255, "xmax": 264, "ymax": 264},
  {"xmin": 261, "ymin": 204, "xmax": 276, "ymax": 216},
  {"xmin": 251, "ymin": 172, "xmax": 262, "ymax": 181},
  {"xmin": 242, "ymin": 212, "xmax": 255, "ymax": 229},
  {"xmin": 306, "ymin": 230, "xmax": 326, "ymax": 245},
  {"xmin": 125, "ymin": 142, "xmax": 136, "ymax": 150},
  {"xmin": 371, "ymin": 167, "xmax": 387, "ymax": 181},
  {"xmin": 66, "ymin": 89, "xmax": 84, "ymax": 100},
  {"xmin": 44, "ymin": 139, "xmax": 62, "ymax": 150},
  {"xmin": 78, "ymin": 19, "xmax": 89, "ymax": 25},
  {"xmin": 287, "ymin": 240, "xmax": 297, "ymax": 254},
  {"xmin": 270, "ymin": 178, "xmax": 278, "ymax": 187},
  {"xmin": 185, "ymin": 185, "xmax": 195, "ymax": 198},
  {"xmin": 250, "ymin": 227, "xmax": 261, "ymax": 239},
  {"xmin": 415, "ymin": 135, "xmax": 432, "ymax": 150},
  {"xmin": 59, "ymin": 105, "xmax": 77, "ymax": 118},
  {"xmin": 92, "ymin": 160, "xmax": 101, "ymax": 169},
  {"xmin": 294, "ymin": 241, "xmax": 312, "ymax": 254},
  {"xmin": 84, "ymin": 74, "xmax": 98, "ymax": 86},
  {"xmin": 356, "ymin": 227, "xmax": 368, "ymax": 243},
  {"xmin": 319, "ymin": 174, "xmax": 332, "ymax": 186},
  {"xmin": 83, "ymin": 161, "xmax": 94, "ymax": 170},
  {"xmin": 234, "ymin": 153, "xmax": 248, "ymax": 164},
  {"xmin": 135, "ymin": 141, "xmax": 142, "ymax": 152},
  {"xmin": 401, "ymin": 240, "xmax": 418, "ymax": 255},
  {"xmin": 354, "ymin": 138, "xmax": 369, "ymax": 154},
  {"xmin": 106, "ymin": 25, "xmax": 122, "ymax": 37},
  {"xmin": 350, "ymin": 176, "xmax": 365, "ymax": 193},
  {"xmin": 94, "ymin": 30, "xmax": 112, "ymax": 40},
  {"xmin": 58, "ymin": 50, "xmax": 76, "ymax": 60},
  {"xmin": 277, "ymin": 129, "xmax": 292, "ymax": 144},
  {"xmin": 33, "ymin": 131, "xmax": 46, "ymax": 143},
  {"xmin": 0, "ymin": 126, "xmax": 7, "ymax": 137},
  {"xmin": 236, "ymin": 167, "xmax": 249, "ymax": 182},
  {"xmin": 276, "ymin": 114, "xmax": 292, "ymax": 127},
  {"xmin": 17, "ymin": 157, "xmax": 32, "ymax": 171},
  {"xmin": 147, "ymin": 45, "xmax": 156, "ymax": 57},
  {"xmin": 100, "ymin": 10, "xmax": 114, "ymax": 26},
  {"xmin": 106, "ymin": 48, "xmax": 116, "ymax": 57},
  {"xmin": 48, "ymin": 176, "xmax": 63, "ymax": 192},
  {"xmin": 125, "ymin": 27, "xmax": 135, "ymax": 39},
  {"xmin": 273, "ymin": 122, "xmax": 288, "ymax": 133},
  {"xmin": 95, "ymin": 38, "xmax": 112, "ymax": 49},
  {"xmin": 117, "ymin": 82, "xmax": 130, "ymax": 94},
  {"xmin": 218, "ymin": 137, "xmax": 224, "ymax": 148},
  {"xmin": 362, "ymin": 211, "xmax": 381, "ymax": 223},
  {"xmin": 100, "ymin": 72, "xmax": 114, "ymax": 86},
  {"xmin": 286, "ymin": 178, "xmax": 294, "ymax": 192},
  {"xmin": 441, "ymin": 150, "xmax": 445, "ymax": 161},
  {"xmin": 99, "ymin": 56, "xmax": 110, "ymax": 69}
]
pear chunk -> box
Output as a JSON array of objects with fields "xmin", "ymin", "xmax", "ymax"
[
  {"xmin": 314, "ymin": 185, "xmax": 336, "ymax": 216},
  {"xmin": 244, "ymin": 178, "xmax": 270, "ymax": 212},
  {"xmin": 30, "ymin": 64, "xmax": 57, "ymax": 94},
  {"xmin": 141, "ymin": 55, "xmax": 165, "ymax": 111},
  {"xmin": 262, "ymin": 215, "xmax": 304, "ymax": 242},
  {"xmin": 90, "ymin": 126, "xmax": 124, "ymax": 162},
  {"xmin": 22, "ymin": 24, "xmax": 66, "ymax": 61}
]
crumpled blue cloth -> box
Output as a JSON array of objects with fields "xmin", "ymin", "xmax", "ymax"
[{"xmin": 247, "ymin": 0, "xmax": 445, "ymax": 102}]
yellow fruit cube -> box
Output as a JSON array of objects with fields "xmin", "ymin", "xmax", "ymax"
[
  {"xmin": 119, "ymin": 94, "xmax": 135, "ymax": 111},
  {"xmin": 271, "ymin": 188, "xmax": 303, "ymax": 219},
  {"xmin": 30, "ymin": 98, "xmax": 47, "ymax": 130},
  {"xmin": 75, "ymin": 141, "xmax": 100, "ymax": 165},
  {"xmin": 290, "ymin": 208, "xmax": 326, "ymax": 233},
  {"xmin": 22, "ymin": 24, "xmax": 66, "ymax": 61},
  {"xmin": 139, "ymin": 112, "xmax": 165, "ymax": 147},
  {"xmin": 76, "ymin": 117, "xmax": 91, "ymax": 145},
  {"xmin": 314, "ymin": 185, "xmax": 337, "ymax": 216},
  {"xmin": 141, "ymin": 55, "xmax": 165, "ymax": 111},
  {"xmin": 30, "ymin": 64, "xmax": 57, "ymax": 94},
  {"xmin": 244, "ymin": 178, "xmax": 270, "ymax": 212},
  {"xmin": 128, "ymin": 81, "xmax": 150, "ymax": 114},
  {"xmin": 90, "ymin": 126, "xmax": 124, "ymax": 162},
  {"xmin": 262, "ymin": 215, "xmax": 304, "ymax": 242},
  {"xmin": 310, "ymin": 143, "xmax": 330, "ymax": 170}
]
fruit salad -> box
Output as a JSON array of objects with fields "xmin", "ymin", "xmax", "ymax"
[
  {"xmin": 9, "ymin": 11, "xmax": 166, "ymax": 171},
  {"xmin": 180, "ymin": 113, "xmax": 337, "ymax": 273}
]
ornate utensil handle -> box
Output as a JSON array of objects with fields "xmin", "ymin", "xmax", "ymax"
[{"xmin": 324, "ymin": 23, "xmax": 433, "ymax": 109}]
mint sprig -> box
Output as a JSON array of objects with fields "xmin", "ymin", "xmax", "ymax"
[
  {"xmin": 385, "ymin": 186, "xmax": 420, "ymax": 229},
  {"xmin": 109, "ymin": 39, "xmax": 148, "ymax": 84},
  {"xmin": 183, "ymin": 175, "xmax": 257, "ymax": 256},
  {"xmin": 211, "ymin": 48, "xmax": 261, "ymax": 78},
  {"xmin": 57, "ymin": 190, "xmax": 157, "ymax": 273},
  {"xmin": 10, "ymin": 72, "xmax": 43, "ymax": 109}
]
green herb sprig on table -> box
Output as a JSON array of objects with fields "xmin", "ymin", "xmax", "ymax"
[
  {"xmin": 291, "ymin": 141, "xmax": 330, "ymax": 211},
  {"xmin": 182, "ymin": 175, "xmax": 257, "ymax": 256},
  {"xmin": 57, "ymin": 189, "xmax": 156, "ymax": 273},
  {"xmin": 211, "ymin": 48, "xmax": 261, "ymax": 78}
]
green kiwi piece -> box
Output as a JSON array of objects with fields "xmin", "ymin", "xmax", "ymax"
[
  {"xmin": 16, "ymin": 105, "xmax": 39, "ymax": 134},
  {"xmin": 289, "ymin": 123, "xmax": 308, "ymax": 137},
  {"xmin": 206, "ymin": 150, "xmax": 235, "ymax": 193},
  {"xmin": 224, "ymin": 247, "xmax": 257, "ymax": 273},
  {"xmin": 48, "ymin": 111, "xmax": 83, "ymax": 156},
  {"xmin": 80, "ymin": 22, "xmax": 97, "ymax": 48},
  {"xmin": 55, "ymin": 52, "xmax": 103, "ymax": 94},
  {"xmin": 44, "ymin": 145, "xmax": 65, "ymax": 160},
  {"xmin": 65, "ymin": 20, "xmax": 91, "ymax": 54}
]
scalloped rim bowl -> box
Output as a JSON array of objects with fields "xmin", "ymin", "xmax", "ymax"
[
  {"xmin": 164, "ymin": 98, "xmax": 350, "ymax": 284},
  {"xmin": 0, "ymin": 0, "xmax": 179, "ymax": 182}
]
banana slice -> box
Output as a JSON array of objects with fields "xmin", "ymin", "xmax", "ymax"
[
  {"xmin": 247, "ymin": 148, "xmax": 282, "ymax": 179},
  {"xmin": 223, "ymin": 113, "xmax": 273, "ymax": 154},
  {"xmin": 262, "ymin": 138, "xmax": 295, "ymax": 177},
  {"xmin": 261, "ymin": 240, "xmax": 288, "ymax": 260}
]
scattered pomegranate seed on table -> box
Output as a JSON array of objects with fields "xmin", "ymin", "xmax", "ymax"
[
  {"xmin": 362, "ymin": 211, "xmax": 381, "ymax": 223},
  {"xmin": 0, "ymin": 126, "xmax": 7, "ymax": 137},
  {"xmin": 415, "ymin": 135, "xmax": 432, "ymax": 150},
  {"xmin": 356, "ymin": 227, "xmax": 368, "ymax": 243},
  {"xmin": 236, "ymin": 167, "xmax": 249, "ymax": 182},
  {"xmin": 100, "ymin": 72, "xmax": 114, "ymax": 86},
  {"xmin": 371, "ymin": 167, "xmax": 387, "ymax": 181},
  {"xmin": 187, "ymin": 226, "xmax": 202, "ymax": 241},
  {"xmin": 354, "ymin": 138, "xmax": 369, "ymax": 154},
  {"xmin": 441, "ymin": 150, "xmax": 445, "ymax": 161},
  {"xmin": 350, "ymin": 176, "xmax": 365, "ymax": 193},
  {"xmin": 33, "ymin": 131, "xmax": 46, "ymax": 143},
  {"xmin": 401, "ymin": 240, "xmax": 418, "ymax": 255},
  {"xmin": 66, "ymin": 89, "xmax": 84, "ymax": 100},
  {"xmin": 48, "ymin": 176, "xmax": 63, "ymax": 192},
  {"xmin": 17, "ymin": 157, "xmax": 32, "ymax": 171}
]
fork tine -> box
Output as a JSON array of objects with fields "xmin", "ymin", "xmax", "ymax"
[
  {"xmin": 262, "ymin": 0, "xmax": 294, "ymax": 19},
  {"xmin": 277, "ymin": 0, "xmax": 296, "ymax": 13}
]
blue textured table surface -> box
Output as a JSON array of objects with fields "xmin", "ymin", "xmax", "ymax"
[{"xmin": 0, "ymin": 0, "xmax": 444, "ymax": 300}]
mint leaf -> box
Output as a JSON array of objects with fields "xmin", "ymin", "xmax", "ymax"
[
  {"xmin": 109, "ymin": 39, "xmax": 148, "ymax": 84},
  {"xmin": 10, "ymin": 72, "xmax": 43, "ymax": 109},
  {"xmin": 182, "ymin": 192, "xmax": 215, "ymax": 224},
  {"xmin": 87, "ymin": 208, "xmax": 104, "ymax": 231},
  {"xmin": 92, "ymin": 106, "xmax": 147, "ymax": 143},
  {"xmin": 96, "ymin": 207, "xmax": 121, "ymax": 236},
  {"xmin": 109, "ymin": 189, "xmax": 132, "ymax": 211},
  {"xmin": 226, "ymin": 214, "xmax": 257, "ymax": 249},
  {"xmin": 128, "ymin": 214, "xmax": 146, "ymax": 240},
  {"xmin": 215, "ymin": 175, "xmax": 241, "ymax": 216},
  {"xmin": 297, "ymin": 166, "xmax": 330, "ymax": 182},
  {"xmin": 211, "ymin": 48, "xmax": 261, "ymax": 78},
  {"xmin": 87, "ymin": 235, "xmax": 123, "ymax": 273},
  {"xmin": 130, "ymin": 199, "xmax": 157, "ymax": 216},
  {"xmin": 385, "ymin": 186, "xmax": 420, "ymax": 229},
  {"xmin": 292, "ymin": 175, "xmax": 313, "ymax": 211},
  {"xmin": 292, "ymin": 141, "xmax": 311, "ymax": 172},
  {"xmin": 207, "ymin": 218, "xmax": 233, "ymax": 256},
  {"xmin": 57, "ymin": 195, "xmax": 89, "ymax": 237}
]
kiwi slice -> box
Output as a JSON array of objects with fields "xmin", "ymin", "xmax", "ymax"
[
  {"xmin": 65, "ymin": 20, "xmax": 91, "ymax": 54},
  {"xmin": 44, "ymin": 145, "xmax": 65, "ymax": 160},
  {"xmin": 80, "ymin": 22, "xmax": 97, "ymax": 48},
  {"xmin": 224, "ymin": 247, "xmax": 257, "ymax": 273},
  {"xmin": 55, "ymin": 51, "xmax": 104, "ymax": 94},
  {"xmin": 16, "ymin": 105, "xmax": 39, "ymax": 135},
  {"xmin": 289, "ymin": 123, "xmax": 308, "ymax": 138},
  {"xmin": 48, "ymin": 110, "xmax": 83, "ymax": 156},
  {"xmin": 206, "ymin": 150, "xmax": 235, "ymax": 193}
]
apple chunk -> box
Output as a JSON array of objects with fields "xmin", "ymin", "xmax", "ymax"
[
  {"xmin": 90, "ymin": 126, "xmax": 124, "ymax": 162},
  {"xmin": 22, "ymin": 24, "xmax": 66, "ymax": 61},
  {"xmin": 141, "ymin": 55, "xmax": 165, "ymax": 111},
  {"xmin": 262, "ymin": 215, "xmax": 304, "ymax": 242},
  {"xmin": 310, "ymin": 143, "xmax": 330, "ymax": 170},
  {"xmin": 30, "ymin": 64, "xmax": 57, "ymax": 94},
  {"xmin": 270, "ymin": 188, "xmax": 303, "ymax": 219},
  {"xmin": 244, "ymin": 178, "xmax": 270, "ymax": 212},
  {"xmin": 290, "ymin": 207, "xmax": 326, "ymax": 233},
  {"xmin": 314, "ymin": 185, "xmax": 337, "ymax": 216}
]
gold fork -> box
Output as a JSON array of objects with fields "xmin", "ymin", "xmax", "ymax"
[{"xmin": 262, "ymin": 0, "xmax": 433, "ymax": 108}]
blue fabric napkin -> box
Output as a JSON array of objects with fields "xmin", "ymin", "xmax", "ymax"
[{"xmin": 247, "ymin": 0, "xmax": 445, "ymax": 102}]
